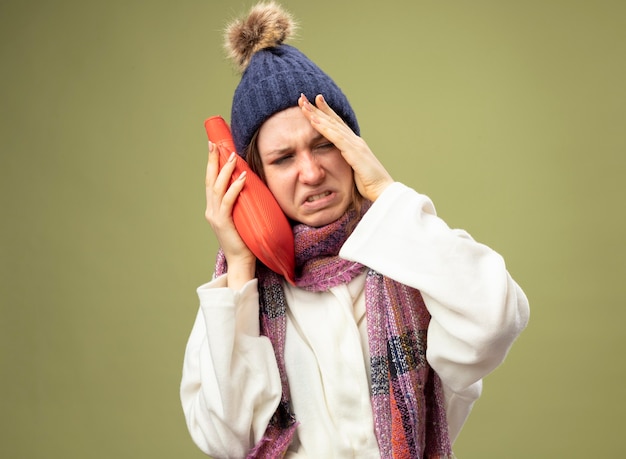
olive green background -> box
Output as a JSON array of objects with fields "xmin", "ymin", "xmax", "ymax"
[{"xmin": 1, "ymin": 1, "xmax": 624, "ymax": 457}]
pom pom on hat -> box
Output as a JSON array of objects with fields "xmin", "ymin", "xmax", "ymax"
[
  {"xmin": 224, "ymin": 2, "xmax": 359, "ymax": 156},
  {"xmin": 224, "ymin": 1, "xmax": 297, "ymax": 73}
]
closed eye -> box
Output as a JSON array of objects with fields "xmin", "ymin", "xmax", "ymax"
[
  {"xmin": 271, "ymin": 153, "xmax": 294, "ymax": 165},
  {"xmin": 314, "ymin": 142, "xmax": 336, "ymax": 152}
]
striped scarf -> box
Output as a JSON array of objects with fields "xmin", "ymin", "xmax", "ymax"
[{"xmin": 215, "ymin": 206, "xmax": 452, "ymax": 458}]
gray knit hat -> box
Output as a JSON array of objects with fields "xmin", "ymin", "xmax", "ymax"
[{"xmin": 224, "ymin": 2, "xmax": 360, "ymax": 156}]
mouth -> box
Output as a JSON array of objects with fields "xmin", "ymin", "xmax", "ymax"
[{"xmin": 305, "ymin": 191, "xmax": 332, "ymax": 203}]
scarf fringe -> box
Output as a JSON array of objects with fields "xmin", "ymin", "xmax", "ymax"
[{"xmin": 246, "ymin": 422, "xmax": 298, "ymax": 459}]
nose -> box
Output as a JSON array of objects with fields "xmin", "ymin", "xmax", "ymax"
[{"xmin": 297, "ymin": 150, "xmax": 325, "ymax": 185}]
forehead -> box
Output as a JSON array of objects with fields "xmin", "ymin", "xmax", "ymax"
[{"xmin": 257, "ymin": 107, "xmax": 319, "ymax": 152}]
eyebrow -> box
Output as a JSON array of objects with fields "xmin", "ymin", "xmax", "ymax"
[{"xmin": 262, "ymin": 133, "xmax": 327, "ymax": 161}]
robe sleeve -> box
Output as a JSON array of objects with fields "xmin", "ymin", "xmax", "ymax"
[
  {"xmin": 340, "ymin": 182, "xmax": 530, "ymax": 441},
  {"xmin": 180, "ymin": 275, "xmax": 282, "ymax": 458}
]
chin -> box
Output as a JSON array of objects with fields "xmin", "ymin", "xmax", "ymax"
[{"xmin": 298, "ymin": 208, "xmax": 346, "ymax": 228}]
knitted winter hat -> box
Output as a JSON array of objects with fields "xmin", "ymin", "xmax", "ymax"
[{"xmin": 224, "ymin": 1, "xmax": 360, "ymax": 156}]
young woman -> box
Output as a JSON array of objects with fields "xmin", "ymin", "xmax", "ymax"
[{"xmin": 180, "ymin": 3, "xmax": 529, "ymax": 458}]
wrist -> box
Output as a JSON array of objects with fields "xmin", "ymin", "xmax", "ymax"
[
  {"xmin": 368, "ymin": 178, "xmax": 394, "ymax": 202},
  {"xmin": 226, "ymin": 259, "xmax": 256, "ymax": 290}
]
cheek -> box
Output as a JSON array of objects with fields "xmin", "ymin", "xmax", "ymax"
[
  {"xmin": 264, "ymin": 170, "xmax": 294, "ymax": 207},
  {"xmin": 332, "ymin": 156, "xmax": 354, "ymax": 188}
]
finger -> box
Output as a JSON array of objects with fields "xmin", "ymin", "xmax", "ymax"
[
  {"xmin": 298, "ymin": 93, "xmax": 325, "ymax": 122},
  {"xmin": 205, "ymin": 141, "xmax": 223, "ymax": 214},
  {"xmin": 205, "ymin": 167, "xmax": 246, "ymax": 229},
  {"xmin": 205, "ymin": 140, "xmax": 219, "ymax": 188},
  {"xmin": 221, "ymin": 170, "xmax": 247, "ymax": 211},
  {"xmin": 212, "ymin": 150, "xmax": 238, "ymax": 198},
  {"xmin": 299, "ymin": 95, "xmax": 346, "ymax": 143},
  {"xmin": 298, "ymin": 92, "xmax": 310, "ymax": 109},
  {"xmin": 314, "ymin": 94, "xmax": 346, "ymax": 126},
  {"xmin": 298, "ymin": 93, "xmax": 348, "ymax": 129},
  {"xmin": 206, "ymin": 147, "xmax": 239, "ymax": 223}
]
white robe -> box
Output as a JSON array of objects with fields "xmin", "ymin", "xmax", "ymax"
[{"xmin": 180, "ymin": 182, "xmax": 530, "ymax": 458}]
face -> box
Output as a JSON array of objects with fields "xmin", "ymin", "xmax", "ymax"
[{"xmin": 257, "ymin": 106, "xmax": 354, "ymax": 227}]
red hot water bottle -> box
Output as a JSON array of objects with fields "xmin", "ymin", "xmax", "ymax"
[{"xmin": 204, "ymin": 116, "xmax": 296, "ymax": 284}]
